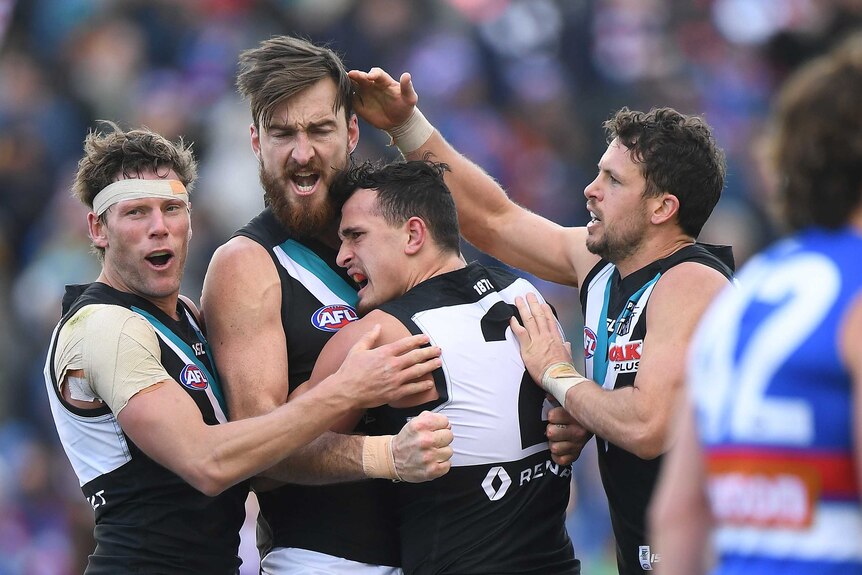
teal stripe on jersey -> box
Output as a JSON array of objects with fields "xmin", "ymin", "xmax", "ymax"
[
  {"xmin": 132, "ymin": 306, "xmax": 228, "ymax": 415},
  {"xmin": 278, "ymin": 238, "xmax": 358, "ymax": 306}
]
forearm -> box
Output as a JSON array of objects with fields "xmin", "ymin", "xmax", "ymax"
[
  {"xmin": 404, "ymin": 131, "xmax": 512, "ymax": 252},
  {"xmin": 563, "ymin": 383, "xmax": 666, "ymax": 459},
  {"xmin": 203, "ymin": 386, "xmax": 353, "ymax": 490},
  {"xmin": 258, "ymin": 430, "xmax": 367, "ymax": 485}
]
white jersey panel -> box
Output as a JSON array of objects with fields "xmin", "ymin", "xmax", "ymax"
[{"xmin": 411, "ymin": 277, "xmax": 552, "ymax": 467}]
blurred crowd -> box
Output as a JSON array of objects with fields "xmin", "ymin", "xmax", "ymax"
[{"xmin": 0, "ymin": 0, "xmax": 859, "ymax": 573}]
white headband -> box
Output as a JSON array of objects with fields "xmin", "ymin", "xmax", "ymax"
[{"xmin": 93, "ymin": 179, "xmax": 189, "ymax": 216}]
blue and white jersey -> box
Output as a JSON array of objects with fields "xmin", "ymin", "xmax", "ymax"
[{"xmin": 689, "ymin": 227, "xmax": 862, "ymax": 575}]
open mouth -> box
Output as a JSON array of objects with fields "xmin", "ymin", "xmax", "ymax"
[
  {"xmin": 352, "ymin": 272, "xmax": 368, "ymax": 289},
  {"xmin": 146, "ymin": 251, "xmax": 174, "ymax": 268},
  {"xmin": 292, "ymin": 172, "xmax": 320, "ymax": 194}
]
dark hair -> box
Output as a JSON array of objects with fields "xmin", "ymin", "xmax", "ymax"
[
  {"xmin": 331, "ymin": 159, "xmax": 460, "ymax": 254},
  {"xmin": 766, "ymin": 33, "xmax": 862, "ymax": 230},
  {"xmin": 72, "ymin": 121, "xmax": 197, "ymax": 208},
  {"xmin": 604, "ymin": 107, "xmax": 726, "ymax": 238},
  {"xmin": 236, "ymin": 35, "xmax": 353, "ymax": 130}
]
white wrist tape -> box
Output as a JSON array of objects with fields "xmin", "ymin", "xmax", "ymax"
[
  {"xmin": 540, "ymin": 362, "xmax": 588, "ymax": 406},
  {"xmin": 387, "ymin": 108, "xmax": 435, "ymax": 155},
  {"xmin": 361, "ymin": 435, "xmax": 403, "ymax": 482}
]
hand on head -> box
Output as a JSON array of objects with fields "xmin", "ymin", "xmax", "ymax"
[{"xmin": 349, "ymin": 68, "xmax": 418, "ymax": 131}]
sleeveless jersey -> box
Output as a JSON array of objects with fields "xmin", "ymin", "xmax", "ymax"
[
  {"xmin": 43, "ymin": 282, "xmax": 248, "ymax": 574},
  {"xmin": 234, "ymin": 207, "xmax": 400, "ymax": 566},
  {"xmin": 580, "ymin": 243, "xmax": 734, "ymax": 575},
  {"xmin": 689, "ymin": 228, "xmax": 862, "ymax": 575},
  {"xmin": 375, "ymin": 262, "xmax": 579, "ymax": 575}
]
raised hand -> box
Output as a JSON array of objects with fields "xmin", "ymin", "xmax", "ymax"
[
  {"xmin": 391, "ymin": 411, "xmax": 453, "ymax": 482},
  {"xmin": 349, "ymin": 67, "xmax": 418, "ymax": 130}
]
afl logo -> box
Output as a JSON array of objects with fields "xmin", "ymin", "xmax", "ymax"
[
  {"xmin": 179, "ymin": 364, "xmax": 208, "ymax": 390},
  {"xmin": 312, "ymin": 304, "xmax": 358, "ymax": 332},
  {"xmin": 584, "ymin": 327, "xmax": 598, "ymax": 359}
]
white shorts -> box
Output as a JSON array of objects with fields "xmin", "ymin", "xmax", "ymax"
[{"xmin": 260, "ymin": 547, "xmax": 403, "ymax": 575}]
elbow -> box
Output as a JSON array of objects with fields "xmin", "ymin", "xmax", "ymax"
[
  {"xmin": 182, "ymin": 455, "xmax": 235, "ymax": 497},
  {"xmin": 628, "ymin": 424, "xmax": 668, "ymax": 460}
]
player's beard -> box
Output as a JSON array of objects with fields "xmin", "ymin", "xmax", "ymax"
[
  {"xmin": 586, "ymin": 207, "xmax": 649, "ymax": 263},
  {"xmin": 259, "ymin": 160, "xmax": 338, "ymax": 239}
]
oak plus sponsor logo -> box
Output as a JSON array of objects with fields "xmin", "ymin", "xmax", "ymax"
[
  {"xmin": 609, "ymin": 339, "xmax": 642, "ymax": 373},
  {"xmin": 584, "ymin": 327, "xmax": 597, "ymax": 359},
  {"xmin": 311, "ymin": 304, "xmax": 358, "ymax": 332},
  {"xmin": 179, "ymin": 364, "xmax": 208, "ymax": 390}
]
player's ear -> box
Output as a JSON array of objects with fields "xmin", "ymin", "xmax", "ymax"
[
  {"xmin": 88, "ymin": 212, "xmax": 108, "ymax": 249},
  {"xmin": 404, "ymin": 216, "xmax": 427, "ymax": 255},
  {"xmin": 651, "ymin": 192, "xmax": 679, "ymax": 225}
]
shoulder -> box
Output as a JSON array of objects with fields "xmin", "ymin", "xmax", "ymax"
[
  {"xmin": 336, "ymin": 310, "xmax": 408, "ymax": 346},
  {"xmin": 208, "ymin": 235, "xmax": 273, "ymax": 276},
  {"xmin": 648, "ymin": 261, "xmax": 730, "ymax": 328},
  {"xmin": 203, "ymin": 236, "xmax": 280, "ymax": 310}
]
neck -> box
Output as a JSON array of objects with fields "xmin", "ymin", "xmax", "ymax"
[
  {"xmin": 96, "ymin": 271, "xmax": 180, "ymax": 320},
  {"xmin": 615, "ymin": 235, "xmax": 695, "ymax": 278},
  {"xmin": 410, "ymin": 252, "xmax": 467, "ymax": 289}
]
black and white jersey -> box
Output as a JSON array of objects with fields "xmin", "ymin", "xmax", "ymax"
[
  {"xmin": 44, "ymin": 282, "xmax": 248, "ymax": 574},
  {"xmin": 375, "ymin": 262, "xmax": 579, "ymax": 575},
  {"xmin": 580, "ymin": 244, "xmax": 734, "ymax": 575},
  {"xmin": 234, "ymin": 207, "xmax": 400, "ymax": 566}
]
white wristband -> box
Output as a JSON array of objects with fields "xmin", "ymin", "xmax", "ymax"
[
  {"xmin": 387, "ymin": 108, "xmax": 435, "ymax": 155},
  {"xmin": 540, "ymin": 362, "xmax": 588, "ymax": 406}
]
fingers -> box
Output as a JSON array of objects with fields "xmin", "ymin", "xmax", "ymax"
[
  {"xmin": 381, "ymin": 332, "xmax": 432, "ymax": 356},
  {"xmin": 411, "ymin": 410, "xmax": 450, "ymax": 431},
  {"xmin": 351, "ymin": 324, "xmax": 381, "ymax": 352},
  {"xmin": 547, "ymin": 406, "xmax": 575, "ymax": 425}
]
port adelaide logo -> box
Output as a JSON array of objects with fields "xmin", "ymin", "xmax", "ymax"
[
  {"xmin": 311, "ymin": 304, "xmax": 359, "ymax": 332},
  {"xmin": 179, "ymin": 364, "xmax": 208, "ymax": 390}
]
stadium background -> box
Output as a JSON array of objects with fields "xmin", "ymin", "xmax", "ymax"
[{"xmin": 0, "ymin": 0, "xmax": 858, "ymax": 572}]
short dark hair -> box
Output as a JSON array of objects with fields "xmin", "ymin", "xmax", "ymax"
[
  {"xmin": 331, "ymin": 159, "xmax": 460, "ymax": 254},
  {"xmin": 604, "ymin": 107, "xmax": 726, "ymax": 238},
  {"xmin": 766, "ymin": 33, "xmax": 862, "ymax": 231},
  {"xmin": 236, "ymin": 35, "xmax": 353, "ymax": 130},
  {"xmin": 72, "ymin": 121, "xmax": 197, "ymax": 209}
]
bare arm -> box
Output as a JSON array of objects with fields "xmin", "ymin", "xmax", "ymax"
[
  {"xmin": 117, "ymin": 322, "xmax": 435, "ymax": 496},
  {"xmin": 202, "ymin": 237, "xmax": 290, "ymax": 418},
  {"xmin": 349, "ymin": 67, "xmax": 598, "ymax": 287},
  {"xmin": 275, "ymin": 312, "xmax": 453, "ymax": 484},
  {"xmin": 840, "ymin": 293, "xmax": 862, "ymax": 499},
  {"xmin": 512, "ymin": 264, "xmax": 728, "ymax": 459},
  {"xmin": 648, "ymin": 395, "xmax": 712, "ymax": 575}
]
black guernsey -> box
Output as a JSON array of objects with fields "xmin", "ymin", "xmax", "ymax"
[
  {"xmin": 374, "ymin": 262, "xmax": 579, "ymax": 575},
  {"xmin": 44, "ymin": 282, "xmax": 248, "ymax": 574},
  {"xmin": 234, "ymin": 207, "xmax": 400, "ymax": 566},
  {"xmin": 580, "ymin": 243, "xmax": 734, "ymax": 575}
]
